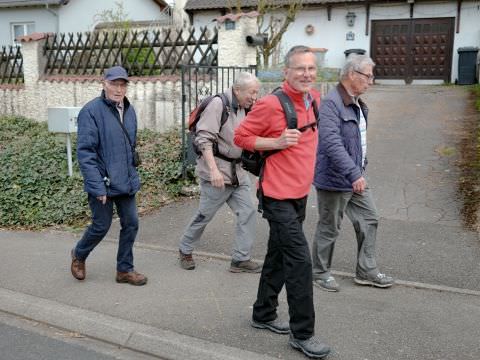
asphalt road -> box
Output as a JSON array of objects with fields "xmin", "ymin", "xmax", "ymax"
[{"xmin": 0, "ymin": 312, "xmax": 161, "ymax": 360}]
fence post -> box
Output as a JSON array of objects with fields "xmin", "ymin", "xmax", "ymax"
[
  {"xmin": 217, "ymin": 13, "xmax": 258, "ymax": 67},
  {"xmin": 18, "ymin": 33, "xmax": 49, "ymax": 85}
]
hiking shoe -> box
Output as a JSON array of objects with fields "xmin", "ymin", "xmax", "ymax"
[
  {"xmin": 229, "ymin": 259, "xmax": 262, "ymax": 273},
  {"xmin": 179, "ymin": 250, "xmax": 195, "ymax": 270},
  {"xmin": 313, "ymin": 276, "xmax": 339, "ymax": 292},
  {"xmin": 289, "ymin": 335, "xmax": 331, "ymax": 359},
  {"xmin": 354, "ymin": 272, "xmax": 394, "ymax": 288},
  {"xmin": 70, "ymin": 249, "xmax": 85, "ymax": 280},
  {"xmin": 251, "ymin": 318, "xmax": 290, "ymax": 334},
  {"xmin": 116, "ymin": 271, "xmax": 148, "ymax": 286}
]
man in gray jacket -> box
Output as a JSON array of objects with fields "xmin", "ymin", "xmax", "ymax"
[
  {"xmin": 178, "ymin": 72, "xmax": 261, "ymax": 273},
  {"xmin": 312, "ymin": 55, "xmax": 394, "ymax": 291}
]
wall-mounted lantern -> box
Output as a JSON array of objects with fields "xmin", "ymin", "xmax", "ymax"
[{"xmin": 346, "ymin": 11, "xmax": 356, "ymax": 27}]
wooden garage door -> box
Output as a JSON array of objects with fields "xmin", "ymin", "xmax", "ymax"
[{"xmin": 371, "ymin": 18, "xmax": 454, "ymax": 83}]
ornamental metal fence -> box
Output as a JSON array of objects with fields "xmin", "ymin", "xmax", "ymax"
[
  {"xmin": 43, "ymin": 27, "xmax": 218, "ymax": 76},
  {"xmin": 0, "ymin": 45, "xmax": 23, "ymax": 84}
]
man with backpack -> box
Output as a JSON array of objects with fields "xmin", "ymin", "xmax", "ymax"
[
  {"xmin": 178, "ymin": 72, "xmax": 262, "ymax": 274},
  {"xmin": 234, "ymin": 46, "xmax": 331, "ymax": 359}
]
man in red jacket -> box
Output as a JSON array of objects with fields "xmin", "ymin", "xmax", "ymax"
[{"xmin": 234, "ymin": 46, "xmax": 331, "ymax": 359}]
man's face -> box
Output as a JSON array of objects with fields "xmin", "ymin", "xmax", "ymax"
[
  {"xmin": 103, "ymin": 79, "xmax": 128, "ymax": 103},
  {"xmin": 284, "ymin": 52, "xmax": 317, "ymax": 93},
  {"xmin": 234, "ymin": 81, "xmax": 260, "ymax": 109},
  {"xmin": 349, "ymin": 64, "xmax": 374, "ymax": 96}
]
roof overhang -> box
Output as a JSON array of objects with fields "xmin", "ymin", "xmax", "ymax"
[{"xmin": 0, "ymin": 0, "xmax": 69, "ymax": 8}]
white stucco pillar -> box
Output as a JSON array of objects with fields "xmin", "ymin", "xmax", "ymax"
[
  {"xmin": 19, "ymin": 33, "xmax": 49, "ymax": 85},
  {"xmin": 217, "ymin": 13, "xmax": 259, "ymax": 67}
]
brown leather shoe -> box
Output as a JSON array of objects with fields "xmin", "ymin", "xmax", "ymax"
[
  {"xmin": 116, "ymin": 271, "xmax": 147, "ymax": 286},
  {"xmin": 71, "ymin": 249, "xmax": 85, "ymax": 280}
]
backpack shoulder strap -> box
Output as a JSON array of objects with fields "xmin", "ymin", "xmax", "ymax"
[
  {"xmin": 312, "ymin": 98, "xmax": 319, "ymax": 123},
  {"xmin": 273, "ymin": 89, "xmax": 297, "ymax": 129},
  {"xmin": 217, "ymin": 93, "xmax": 230, "ymax": 131}
]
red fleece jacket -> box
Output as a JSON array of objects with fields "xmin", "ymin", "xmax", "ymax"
[{"xmin": 234, "ymin": 82, "xmax": 319, "ymax": 200}]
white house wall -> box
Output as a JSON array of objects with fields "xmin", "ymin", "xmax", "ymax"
[
  {"xmin": 0, "ymin": 7, "xmax": 56, "ymax": 46},
  {"xmin": 190, "ymin": 2, "xmax": 480, "ymax": 82},
  {"xmin": 58, "ymin": 0, "xmax": 164, "ymax": 33}
]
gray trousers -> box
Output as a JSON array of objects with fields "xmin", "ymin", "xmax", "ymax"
[
  {"xmin": 312, "ymin": 187, "xmax": 379, "ymax": 279},
  {"xmin": 179, "ymin": 179, "xmax": 256, "ymax": 262}
]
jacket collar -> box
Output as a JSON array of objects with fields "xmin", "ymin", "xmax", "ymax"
[
  {"xmin": 281, "ymin": 81, "xmax": 311, "ymax": 102},
  {"xmin": 337, "ymin": 82, "xmax": 367, "ymax": 110}
]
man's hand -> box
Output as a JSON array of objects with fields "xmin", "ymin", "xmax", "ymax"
[
  {"xmin": 276, "ymin": 128, "xmax": 301, "ymax": 149},
  {"xmin": 352, "ymin": 176, "xmax": 366, "ymax": 194},
  {"xmin": 96, "ymin": 195, "xmax": 107, "ymax": 205},
  {"xmin": 210, "ymin": 167, "xmax": 225, "ymax": 189}
]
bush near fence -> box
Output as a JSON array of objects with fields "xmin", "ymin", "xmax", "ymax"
[{"xmin": 0, "ymin": 115, "xmax": 191, "ymax": 230}]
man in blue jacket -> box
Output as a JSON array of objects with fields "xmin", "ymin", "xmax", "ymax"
[
  {"xmin": 70, "ymin": 66, "xmax": 147, "ymax": 286},
  {"xmin": 312, "ymin": 55, "xmax": 393, "ymax": 292}
]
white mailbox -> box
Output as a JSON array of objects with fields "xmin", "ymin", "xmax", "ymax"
[{"xmin": 47, "ymin": 107, "xmax": 81, "ymax": 133}]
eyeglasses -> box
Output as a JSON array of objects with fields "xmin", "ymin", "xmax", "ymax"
[
  {"xmin": 354, "ymin": 70, "xmax": 375, "ymax": 81},
  {"xmin": 289, "ymin": 66, "xmax": 317, "ymax": 75}
]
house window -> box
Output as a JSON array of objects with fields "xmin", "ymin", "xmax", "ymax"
[{"xmin": 12, "ymin": 23, "xmax": 35, "ymax": 45}]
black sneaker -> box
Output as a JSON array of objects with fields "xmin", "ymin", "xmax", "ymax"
[
  {"xmin": 229, "ymin": 259, "xmax": 262, "ymax": 273},
  {"xmin": 289, "ymin": 335, "xmax": 331, "ymax": 359},
  {"xmin": 251, "ymin": 318, "xmax": 290, "ymax": 334},
  {"xmin": 179, "ymin": 250, "xmax": 195, "ymax": 270}
]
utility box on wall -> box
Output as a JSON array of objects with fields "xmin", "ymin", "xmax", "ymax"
[
  {"xmin": 47, "ymin": 107, "xmax": 81, "ymax": 133},
  {"xmin": 47, "ymin": 106, "xmax": 81, "ymax": 177}
]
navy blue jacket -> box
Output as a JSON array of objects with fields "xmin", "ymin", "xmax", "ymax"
[
  {"xmin": 77, "ymin": 91, "xmax": 141, "ymax": 197},
  {"xmin": 313, "ymin": 83, "xmax": 369, "ymax": 192}
]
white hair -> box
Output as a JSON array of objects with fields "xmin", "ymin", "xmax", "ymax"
[
  {"xmin": 233, "ymin": 72, "xmax": 259, "ymax": 90},
  {"xmin": 340, "ymin": 54, "xmax": 375, "ymax": 80}
]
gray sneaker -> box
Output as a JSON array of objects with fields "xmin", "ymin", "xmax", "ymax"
[
  {"xmin": 179, "ymin": 250, "xmax": 195, "ymax": 270},
  {"xmin": 251, "ymin": 318, "xmax": 290, "ymax": 334},
  {"xmin": 229, "ymin": 259, "xmax": 262, "ymax": 273},
  {"xmin": 354, "ymin": 272, "xmax": 394, "ymax": 288},
  {"xmin": 313, "ymin": 276, "xmax": 339, "ymax": 292},
  {"xmin": 289, "ymin": 335, "xmax": 331, "ymax": 359}
]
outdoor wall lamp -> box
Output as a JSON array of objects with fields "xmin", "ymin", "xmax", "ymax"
[{"xmin": 346, "ymin": 11, "xmax": 356, "ymax": 27}]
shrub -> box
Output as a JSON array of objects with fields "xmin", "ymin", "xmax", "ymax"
[{"xmin": 0, "ymin": 115, "xmax": 191, "ymax": 229}]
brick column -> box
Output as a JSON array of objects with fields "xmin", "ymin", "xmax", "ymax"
[
  {"xmin": 217, "ymin": 12, "xmax": 258, "ymax": 67},
  {"xmin": 18, "ymin": 33, "xmax": 50, "ymax": 85}
]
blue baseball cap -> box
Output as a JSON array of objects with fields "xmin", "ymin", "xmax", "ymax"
[{"xmin": 104, "ymin": 66, "xmax": 129, "ymax": 82}]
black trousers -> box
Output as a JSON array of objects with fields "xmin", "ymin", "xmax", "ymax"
[{"xmin": 252, "ymin": 196, "xmax": 315, "ymax": 340}]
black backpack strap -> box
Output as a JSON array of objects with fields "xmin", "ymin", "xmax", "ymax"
[
  {"xmin": 312, "ymin": 98, "xmax": 319, "ymax": 123},
  {"xmin": 217, "ymin": 93, "xmax": 230, "ymax": 131},
  {"xmin": 273, "ymin": 89, "xmax": 297, "ymax": 129}
]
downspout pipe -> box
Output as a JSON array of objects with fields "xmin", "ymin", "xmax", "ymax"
[{"xmin": 45, "ymin": 3, "xmax": 59, "ymax": 34}]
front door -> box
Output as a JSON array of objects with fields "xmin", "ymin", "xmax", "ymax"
[{"xmin": 371, "ymin": 18, "xmax": 454, "ymax": 83}]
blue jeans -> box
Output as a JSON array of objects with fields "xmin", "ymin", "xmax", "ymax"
[{"xmin": 74, "ymin": 194, "xmax": 139, "ymax": 272}]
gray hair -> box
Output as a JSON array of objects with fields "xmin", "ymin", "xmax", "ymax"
[
  {"xmin": 232, "ymin": 72, "xmax": 259, "ymax": 90},
  {"xmin": 284, "ymin": 45, "xmax": 313, "ymax": 67},
  {"xmin": 340, "ymin": 54, "xmax": 375, "ymax": 80}
]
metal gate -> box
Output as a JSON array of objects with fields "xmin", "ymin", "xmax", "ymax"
[
  {"xmin": 371, "ymin": 18, "xmax": 454, "ymax": 83},
  {"xmin": 180, "ymin": 65, "xmax": 256, "ymax": 177}
]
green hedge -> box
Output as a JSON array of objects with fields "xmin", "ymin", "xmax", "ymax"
[{"xmin": 0, "ymin": 115, "xmax": 190, "ymax": 229}]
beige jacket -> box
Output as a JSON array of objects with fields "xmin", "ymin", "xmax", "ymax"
[{"xmin": 194, "ymin": 88, "xmax": 250, "ymax": 185}]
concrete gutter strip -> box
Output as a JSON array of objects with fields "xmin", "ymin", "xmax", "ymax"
[{"xmin": 0, "ymin": 288, "xmax": 277, "ymax": 360}]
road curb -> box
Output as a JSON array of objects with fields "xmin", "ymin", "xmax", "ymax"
[
  {"xmin": 0, "ymin": 288, "xmax": 277, "ymax": 360},
  {"xmin": 131, "ymin": 242, "xmax": 480, "ymax": 297}
]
